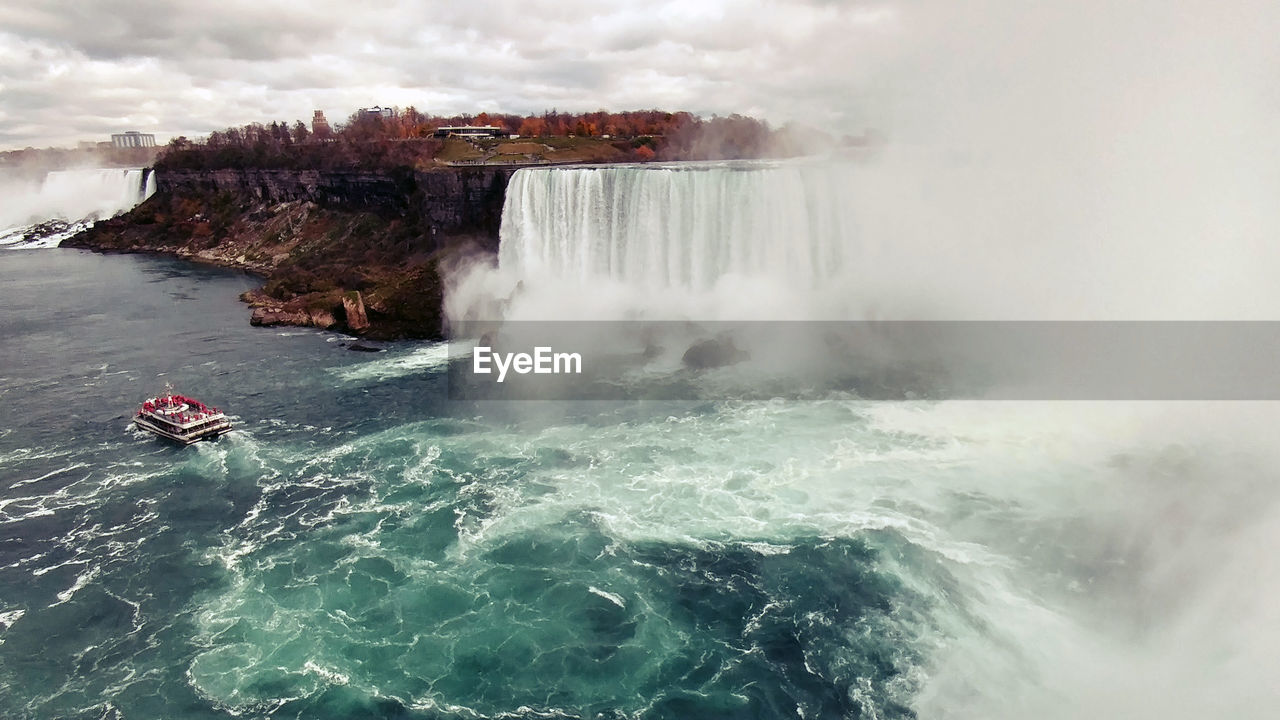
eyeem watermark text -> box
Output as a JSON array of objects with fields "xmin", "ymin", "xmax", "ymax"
[{"xmin": 473, "ymin": 346, "xmax": 583, "ymax": 383}]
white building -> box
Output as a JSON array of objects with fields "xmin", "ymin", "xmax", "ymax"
[
  {"xmin": 432, "ymin": 125, "xmax": 505, "ymax": 139},
  {"xmin": 111, "ymin": 131, "xmax": 156, "ymax": 148},
  {"xmin": 360, "ymin": 106, "xmax": 396, "ymax": 120}
]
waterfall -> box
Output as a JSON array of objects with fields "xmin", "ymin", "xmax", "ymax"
[
  {"xmin": 489, "ymin": 150, "xmax": 1280, "ymax": 321},
  {"xmin": 498, "ymin": 162, "xmax": 859, "ymax": 292},
  {"xmin": 1, "ymin": 167, "xmax": 157, "ymax": 249},
  {"xmin": 35, "ymin": 168, "xmax": 155, "ymax": 223}
]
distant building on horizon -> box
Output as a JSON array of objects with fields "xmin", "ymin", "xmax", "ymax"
[
  {"xmin": 312, "ymin": 110, "xmax": 332, "ymax": 137},
  {"xmin": 111, "ymin": 131, "xmax": 156, "ymax": 148},
  {"xmin": 359, "ymin": 106, "xmax": 395, "ymax": 120}
]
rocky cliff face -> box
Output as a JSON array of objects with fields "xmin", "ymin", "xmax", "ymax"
[
  {"xmin": 67, "ymin": 166, "xmax": 520, "ymax": 339},
  {"xmin": 413, "ymin": 168, "xmax": 513, "ymax": 244},
  {"xmin": 159, "ymin": 169, "xmax": 412, "ymax": 210},
  {"xmin": 158, "ymin": 167, "xmax": 515, "ymax": 253}
]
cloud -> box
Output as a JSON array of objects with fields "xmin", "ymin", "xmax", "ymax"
[
  {"xmin": 0, "ymin": 0, "xmax": 896, "ymax": 149},
  {"xmin": 4, "ymin": 0, "xmax": 1274, "ymax": 153}
]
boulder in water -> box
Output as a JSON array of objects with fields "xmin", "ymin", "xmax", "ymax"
[
  {"xmin": 348, "ymin": 342, "xmax": 384, "ymax": 352},
  {"xmin": 682, "ymin": 336, "xmax": 749, "ymax": 369}
]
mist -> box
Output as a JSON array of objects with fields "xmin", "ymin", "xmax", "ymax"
[
  {"xmin": 437, "ymin": 2, "xmax": 1280, "ymax": 718},
  {"xmin": 901, "ymin": 401, "xmax": 1280, "ymax": 720},
  {"xmin": 832, "ymin": 3, "xmax": 1280, "ymax": 712},
  {"xmin": 859, "ymin": 0, "xmax": 1280, "ymax": 320},
  {"xmin": 0, "ymin": 167, "xmax": 156, "ymax": 238},
  {"xmin": 446, "ymin": 0, "xmax": 1280, "ymax": 324}
]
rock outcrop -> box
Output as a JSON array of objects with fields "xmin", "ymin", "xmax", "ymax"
[
  {"xmin": 159, "ymin": 169, "xmax": 413, "ymax": 212},
  {"xmin": 342, "ymin": 291, "xmax": 369, "ymax": 331},
  {"xmin": 682, "ymin": 336, "xmax": 750, "ymax": 369},
  {"xmin": 157, "ymin": 167, "xmax": 516, "ymax": 254},
  {"xmin": 67, "ymin": 165, "xmax": 517, "ymax": 339},
  {"xmin": 249, "ymin": 307, "xmax": 311, "ymax": 327},
  {"xmin": 308, "ymin": 308, "xmax": 337, "ymax": 329}
]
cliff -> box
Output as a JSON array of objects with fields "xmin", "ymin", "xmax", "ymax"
[
  {"xmin": 66, "ymin": 166, "xmax": 519, "ymax": 339},
  {"xmin": 157, "ymin": 167, "xmax": 514, "ymax": 247}
]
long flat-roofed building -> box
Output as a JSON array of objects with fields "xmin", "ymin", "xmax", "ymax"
[
  {"xmin": 111, "ymin": 131, "xmax": 156, "ymax": 148},
  {"xmin": 432, "ymin": 125, "xmax": 505, "ymax": 139}
]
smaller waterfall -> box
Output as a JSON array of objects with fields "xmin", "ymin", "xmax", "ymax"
[
  {"xmin": 1, "ymin": 167, "xmax": 157, "ymax": 249},
  {"xmin": 35, "ymin": 168, "xmax": 155, "ymax": 223}
]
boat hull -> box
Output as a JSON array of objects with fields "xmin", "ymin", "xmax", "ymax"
[{"xmin": 134, "ymin": 416, "xmax": 232, "ymax": 445}]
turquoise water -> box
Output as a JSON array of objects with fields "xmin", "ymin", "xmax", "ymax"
[{"xmin": 2, "ymin": 250, "xmax": 1277, "ymax": 719}]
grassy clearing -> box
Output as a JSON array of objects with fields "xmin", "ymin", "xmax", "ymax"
[
  {"xmin": 435, "ymin": 139, "xmax": 484, "ymax": 163},
  {"xmin": 495, "ymin": 142, "xmax": 548, "ymax": 154}
]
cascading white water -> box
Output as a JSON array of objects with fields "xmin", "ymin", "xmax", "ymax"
[
  {"xmin": 0, "ymin": 167, "xmax": 157, "ymax": 249},
  {"xmin": 498, "ymin": 162, "xmax": 858, "ymax": 292},
  {"xmin": 485, "ymin": 149, "xmax": 1280, "ymax": 322},
  {"xmin": 447, "ymin": 153, "xmax": 1280, "ymax": 720},
  {"xmin": 467, "ymin": 158, "xmax": 1280, "ymax": 719}
]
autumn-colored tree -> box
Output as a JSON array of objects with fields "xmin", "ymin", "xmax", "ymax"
[
  {"xmin": 154, "ymin": 106, "xmax": 806, "ymax": 172},
  {"xmin": 518, "ymin": 117, "xmax": 547, "ymax": 137}
]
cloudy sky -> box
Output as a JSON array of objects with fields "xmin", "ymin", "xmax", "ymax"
[
  {"xmin": 4, "ymin": 0, "xmax": 1277, "ymax": 153},
  {"xmin": 0, "ymin": 0, "xmax": 905, "ymax": 150}
]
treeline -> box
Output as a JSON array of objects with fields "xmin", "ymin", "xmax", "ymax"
[
  {"xmin": 343, "ymin": 108, "xmax": 698, "ymax": 140},
  {"xmin": 155, "ymin": 108, "xmax": 831, "ymax": 171},
  {"xmin": 155, "ymin": 121, "xmax": 443, "ymax": 172}
]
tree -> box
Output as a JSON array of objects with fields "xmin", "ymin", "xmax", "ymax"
[{"xmin": 518, "ymin": 117, "xmax": 546, "ymax": 137}]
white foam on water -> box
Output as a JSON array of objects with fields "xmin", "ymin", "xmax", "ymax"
[
  {"xmin": 0, "ymin": 220, "xmax": 93, "ymax": 249},
  {"xmin": 302, "ymin": 660, "xmax": 351, "ymax": 687},
  {"xmin": 587, "ymin": 586, "xmax": 626, "ymax": 608},
  {"xmin": 413, "ymin": 398, "xmax": 1280, "ymax": 719},
  {"xmin": 329, "ymin": 342, "xmax": 455, "ymax": 384},
  {"xmin": 0, "ymin": 608, "xmax": 25, "ymax": 631},
  {"xmin": 171, "ymin": 395, "xmax": 1280, "ymax": 717},
  {"xmin": 51, "ymin": 564, "xmax": 100, "ymax": 606},
  {"xmin": 8, "ymin": 462, "xmax": 92, "ymax": 489}
]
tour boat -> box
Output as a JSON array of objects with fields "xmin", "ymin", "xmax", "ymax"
[{"xmin": 134, "ymin": 391, "xmax": 232, "ymax": 444}]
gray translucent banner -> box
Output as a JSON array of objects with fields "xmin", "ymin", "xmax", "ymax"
[{"xmin": 445, "ymin": 321, "xmax": 1280, "ymax": 401}]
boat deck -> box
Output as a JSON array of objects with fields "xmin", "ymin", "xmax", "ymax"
[{"xmin": 134, "ymin": 394, "xmax": 232, "ymax": 444}]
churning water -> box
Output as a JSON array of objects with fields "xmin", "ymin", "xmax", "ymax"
[{"xmin": 2, "ymin": 159, "xmax": 1280, "ymax": 719}]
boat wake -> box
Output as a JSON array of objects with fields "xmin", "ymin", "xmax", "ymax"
[{"xmin": 329, "ymin": 342, "xmax": 458, "ymax": 384}]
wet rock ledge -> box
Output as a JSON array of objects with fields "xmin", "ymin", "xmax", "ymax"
[{"xmin": 65, "ymin": 167, "xmax": 517, "ymax": 339}]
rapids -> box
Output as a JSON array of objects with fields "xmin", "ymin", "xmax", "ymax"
[{"xmin": 1, "ymin": 248, "xmax": 1277, "ymax": 719}]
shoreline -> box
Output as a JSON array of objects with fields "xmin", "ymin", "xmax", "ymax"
[
  {"xmin": 62, "ymin": 166, "xmax": 507, "ymax": 340},
  {"xmin": 66, "ymin": 242, "xmax": 273, "ymax": 277},
  {"xmin": 66, "ymin": 224, "xmax": 458, "ymax": 340}
]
